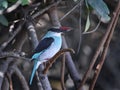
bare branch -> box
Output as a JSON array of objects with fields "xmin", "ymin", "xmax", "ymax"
[
  {"xmin": 1, "ymin": 77, "xmax": 9, "ymax": 90},
  {"xmin": 8, "ymin": 65, "xmax": 29, "ymax": 90},
  {"xmin": 0, "ymin": 58, "xmax": 13, "ymax": 89},
  {"xmin": 60, "ymin": 0, "xmax": 83, "ymax": 21},
  {"xmin": 32, "ymin": 0, "xmax": 61, "ymax": 19},
  {"xmin": 0, "ymin": 51, "xmax": 30, "ymax": 61},
  {"xmin": 25, "ymin": 21, "xmax": 39, "ymax": 49}
]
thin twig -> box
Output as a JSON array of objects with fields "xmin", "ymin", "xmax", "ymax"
[
  {"xmin": 32, "ymin": 0, "xmax": 61, "ymax": 19},
  {"xmin": 60, "ymin": 0, "xmax": 84, "ymax": 21},
  {"xmin": 43, "ymin": 48, "xmax": 75, "ymax": 74},
  {"xmin": 6, "ymin": 73, "xmax": 13, "ymax": 90},
  {"xmin": 78, "ymin": 1, "xmax": 120, "ymax": 90},
  {"xmin": 0, "ymin": 51, "xmax": 31, "ymax": 61},
  {"xmin": 61, "ymin": 54, "xmax": 66, "ymax": 90},
  {"xmin": 89, "ymin": 2, "xmax": 120, "ymax": 90},
  {"xmin": 77, "ymin": 0, "xmax": 83, "ymax": 54}
]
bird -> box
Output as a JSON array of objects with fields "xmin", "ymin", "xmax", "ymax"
[{"xmin": 29, "ymin": 26, "xmax": 71, "ymax": 85}]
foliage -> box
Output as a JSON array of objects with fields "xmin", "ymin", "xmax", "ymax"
[
  {"xmin": 87, "ymin": 0, "xmax": 110, "ymax": 23},
  {"xmin": 73, "ymin": 0, "xmax": 110, "ymax": 32}
]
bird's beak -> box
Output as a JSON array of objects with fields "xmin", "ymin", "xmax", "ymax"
[{"xmin": 60, "ymin": 26, "xmax": 73, "ymax": 32}]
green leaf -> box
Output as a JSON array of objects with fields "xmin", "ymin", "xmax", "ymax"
[
  {"xmin": 0, "ymin": 0, "xmax": 8, "ymax": 9},
  {"xmin": 84, "ymin": 0, "xmax": 90, "ymax": 32},
  {"xmin": 2, "ymin": 0, "xmax": 8, "ymax": 8},
  {"xmin": 0, "ymin": 15, "xmax": 8, "ymax": 26},
  {"xmin": 84, "ymin": 14, "xmax": 90, "ymax": 32},
  {"xmin": 87, "ymin": 0, "xmax": 110, "ymax": 23},
  {"xmin": 21, "ymin": 0, "xmax": 29, "ymax": 6}
]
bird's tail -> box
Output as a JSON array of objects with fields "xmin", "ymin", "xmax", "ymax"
[{"xmin": 29, "ymin": 60, "xmax": 38, "ymax": 85}]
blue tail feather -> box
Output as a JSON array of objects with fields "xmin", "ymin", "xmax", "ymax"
[{"xmin": 29, "ymin": 60, "xmax": 38, "ymax": 85}]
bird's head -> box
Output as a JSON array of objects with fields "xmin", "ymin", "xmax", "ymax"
[{"xmin": 48, "ymin": 26, "xmax": 72, "ymax": 33}]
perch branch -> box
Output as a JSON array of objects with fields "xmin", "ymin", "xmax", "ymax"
[{"xmin": 43, "ymin": 48, "xmax": 75, "ymax": 74}]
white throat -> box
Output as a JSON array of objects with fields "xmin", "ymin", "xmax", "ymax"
[{"xmin": 48, "ymin": 31, "xmax": 61, "ymax": 37}]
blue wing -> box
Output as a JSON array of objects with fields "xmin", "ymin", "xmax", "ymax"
[
  {"xmin": 34, "ymin": 37, "xmax": 54, "ymax": 54},
  {"xmin": 31, "ymin": 37, "xmax": 54, "ymax": 60}
]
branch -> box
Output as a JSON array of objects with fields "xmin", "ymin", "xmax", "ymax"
[
  {"xmin": 0, "ymin": 51, "xmax": 30, "ymax": 61},
  {"xmin": 78, "ymin": 1, "xmax": 120, "ymax": 90},
  {"xmin": 0, "ymin": 21, "xmax": 25, "ymax": 51},
  {"xmin": 43, "ymin": 48, "xmax": 75, "ymax": 74},
  {"xmin": 32, "ymin": 0, "xmax": 61, "ymax": 19},
  {"xmin": 61, "ymin": 54, "xmax": 66, "ymax": 90},
  {"xmin": 6, "ymin": 73, "xmax": 13, "ymax": 90},
  {"xmin": 8, "ymin": 65, "xmax": 29, "ymax": 90},
  {"xmin": 1, "ymin": 77, "xmax": 9, "ymax": 90},
  {"xmin": 60, "ymin": 0, "xmax": 83, "ymax": 21},
  {"xmin": 25, "ymin": 21, "xmax": 39, "ymax": 49},
  {"xmin": 89, "ymin": 1, "xmax": 120, "ymax": 90},
  {"xmin": 0, "ymin": 58, "xmax": 13, "ymax": 89},
  {"xmin": 13, "ymin": 30, "xmax": 27, "ymax": 52}
]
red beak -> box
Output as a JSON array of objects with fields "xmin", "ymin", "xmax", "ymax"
[{"xmin": 60, "ymin": 26, "xmax": 72, "ymax": 32}]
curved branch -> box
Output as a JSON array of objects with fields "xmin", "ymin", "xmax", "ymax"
[
  {"xmin": 0, "ymin": 59, "xmax": 13, "ymax": 89},
  {"xmin": 43, "ymin": 48, "xmax": 75, "ymax": 74},
  {"xmin": 8, "ymin": 65, "xmax": 29, "ymax": 90},
  {"xmin": 1, "ymin": 77, "xmax": 9, "ymax": 90}
]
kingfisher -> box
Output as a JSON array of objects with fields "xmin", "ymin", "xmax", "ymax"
[{"xmin": 29, "ymin": 26, "xmax": 71, "ymax": 85}]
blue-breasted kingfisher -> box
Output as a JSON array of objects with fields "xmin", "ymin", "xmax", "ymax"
[{"xmin": 29, "ymin": 26, "xmax": 71, "ymax": 85}]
